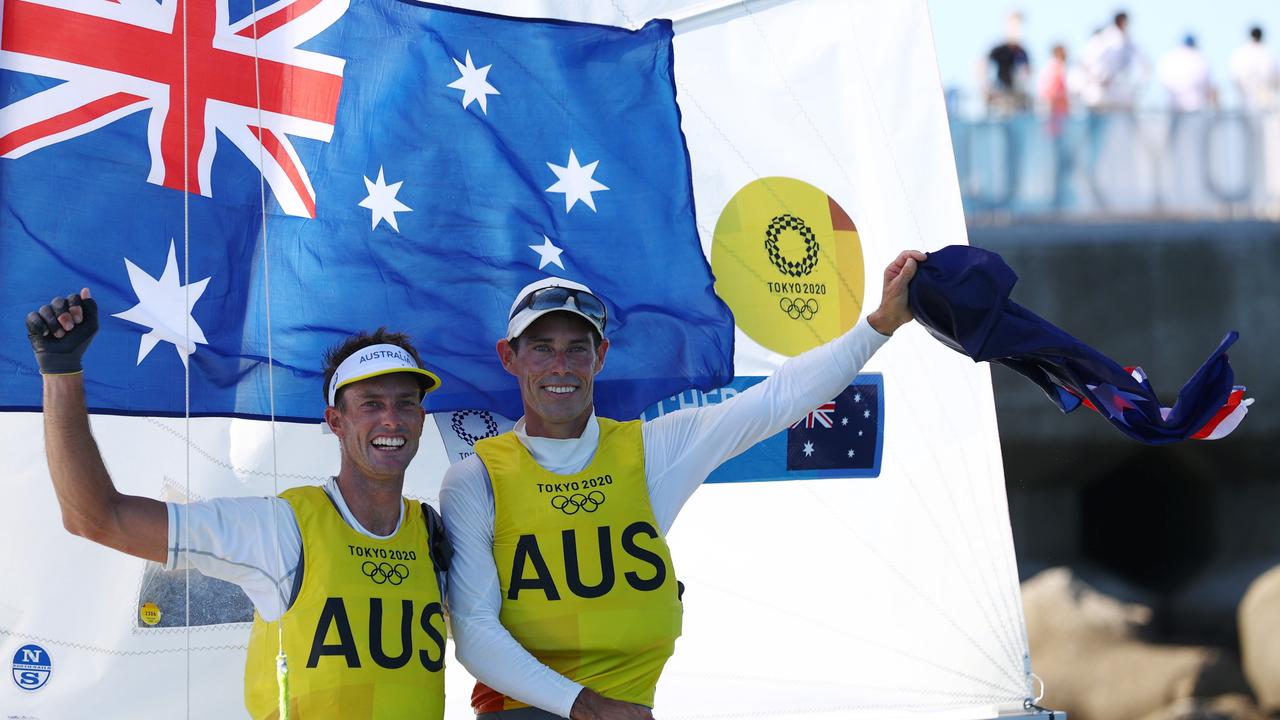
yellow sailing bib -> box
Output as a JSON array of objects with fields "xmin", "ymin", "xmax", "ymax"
[
  {"xmin": 475, "ymin": 418, "xmax": 681, "ymax": 711},
  {"xmin": 244, "ymin": 486, "xmax": 446, "ymax": 720}
]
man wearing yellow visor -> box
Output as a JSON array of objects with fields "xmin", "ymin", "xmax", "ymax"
[{"xmin": 26, "ymin": 289, "xmax": 451, "ymax": 719}]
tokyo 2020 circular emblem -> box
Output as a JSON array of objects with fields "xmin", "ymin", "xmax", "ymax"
[{"xmin": 711, "ymin": 177, "xmax": 865, "ymax": 356}]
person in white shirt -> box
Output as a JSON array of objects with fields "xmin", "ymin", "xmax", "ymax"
[
  {"xmin": 1087, "ymin": 11, "xmax": 1149, "ymax": 111},
  {"xmin": 1229, "ymin": 26, "xmax": 1280, "ymax": 209},
  {"xmin": 441, "ymin": 250, "xmax": 926, "ymax": 720},
  {"xmin": 26, "ymin": 295, "xmax": 451, "ymax": 720},
  {"xmin": 1230, "ymin": 26, "xmax": 1279, "ymax": 110},
  {"xmin": 1078, "ymin": 25, "xmax": 1110, "ymax": 110},
  {"xmin": 1158, "ymin": 35, "xmax": 1217, "ymax": 112}
]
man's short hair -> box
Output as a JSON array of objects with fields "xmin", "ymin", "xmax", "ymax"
[
  {"xmin": 1114, "ymin": 11, "xmax": 1128, "ymax": 27},
  {"xmin": 1251, "ymin": 26, "xmax": 1263, "ymax": 42},
  {"xmin": 322, "ymin": 328, "xmax": 426, "ymax": 407}
]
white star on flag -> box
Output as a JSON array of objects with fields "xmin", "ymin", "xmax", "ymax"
[
  {"xmin": 802, "ymin": 441, "xmax": 815, "ymax": 457},
  {"xmin": 529, "ymin": 235, "xmax": 565, "ymax": 270},
  {"xmin": 841, "ymin": 416, "xmax": 849, "ymax": 426},
  {"xmin": 847, "ymin": 449, "xmax": 855, "ymax": 458},
  {"xmin": 546, "ymin": 149, "xmax": 608, "ymax": 212},
  {"xmin": 853, "ymin": 392, "xmax": 862, "ymax": 403},
  {"xmin": 863, "ymin": 409, "xmax": 871, "ymax": 419},
  {"xmin": 112, "ymin": 240, "xmax": 211, "ymax": 368},
  {"xmin": 447, "ymin": 50, "xmax": 500, "ymax": 114},
  {"xmin": 359, "ymin": 167, "xmax": 412, "ymax": 231}
]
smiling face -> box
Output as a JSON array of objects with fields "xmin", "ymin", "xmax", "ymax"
[
  {"xmin": 325, "ymin": 373, "xmax": 426, "ymax": 483},
  {"xmin": 497, "ymin": 311, "xmax": 608, "ymax": 439}
]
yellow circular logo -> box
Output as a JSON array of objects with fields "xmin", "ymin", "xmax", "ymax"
[
  {"xmin": 139, "ymin": 602, "xmax": 162, "ymax": 626},
  {"xmin": 711, "ymin": 177, "xmax": 864, "ymax": 356}
]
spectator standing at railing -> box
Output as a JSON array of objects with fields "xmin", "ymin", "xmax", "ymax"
[
  {"xmin": 1230, "ymin": 25, "xmax": 1280, "ymax": 214},
  {"xmin": 1039, "ymin": 43, "xmax": 1074, "ymax": 211},
  {"xmin": 1158, "ymin": 35, "xmax": 1217, "ymax": 112},
  {"xmin": 985, "ymin": 11, "xmax": 1031, "ymax": 115},
  {"xmin": 1078, "ymin": 26, "xmax": 1107, "ymax": 109},
  {"xmin": 1230, "ymin": 26, "xmax": 1280, "ymax": 110},
  {"xmin": 1039, "ymin": 44, "xmax": 1071, "ymax": 130},
  {"xmin": 1077, "ymin": 13, "xmax": 1147, "ymax": 210},
  {"xmin": 1082, "ymin": 11, "xmax": 1149, "ymax": 112},
  {"xmin": 1158, "ymin": 34, "xmax": 1217, "ymax": 205}
]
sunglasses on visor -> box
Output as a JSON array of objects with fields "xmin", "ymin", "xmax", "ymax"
[{"xmin": 511, "ymin": 286, "xmax": 607, "ymax": 330}]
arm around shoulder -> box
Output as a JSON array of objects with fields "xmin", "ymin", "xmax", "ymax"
[{"xmin": 441, "ymin": 457, "xmax": 586, "ymax": 717}]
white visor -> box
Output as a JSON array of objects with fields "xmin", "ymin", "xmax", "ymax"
[
  {"xmin": 505, "ymin": 277, "xmax": 606, "ymax": 341},
  {"xmin": 327, "ymin": 343, "xmax": 440, "ymax": 407}
]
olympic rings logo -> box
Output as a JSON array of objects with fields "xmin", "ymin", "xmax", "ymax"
[
  {"xmin": 361, "ymin": 561, "xmax": 410, "ymax": 585},
  {"xmin": 550, "ymin": 491, "xmax": 606, "ymax": 515},
  {"xmin": 779, "ymin": 296, "xmax": 819, "ymax": 321}
]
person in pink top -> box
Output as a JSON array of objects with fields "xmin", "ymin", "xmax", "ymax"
[{"xmin": 1039, "ymin": 44, "xmax": 1070, "ymax": 134}]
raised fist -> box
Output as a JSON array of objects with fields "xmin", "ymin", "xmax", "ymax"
[{"xmin": 27, "ymin": 289, "xmax": 98, "ymax": 375}]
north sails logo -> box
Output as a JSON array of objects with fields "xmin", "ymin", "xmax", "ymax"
[{"xmin": 11, "ymin": 643, "xmax": 52, "ymax": 691}]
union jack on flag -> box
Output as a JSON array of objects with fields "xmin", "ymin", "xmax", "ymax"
[
  {"xmin": 0, "ymin": 2, "xmax": 736, "ymax": 422},
  {"xmin": 0, "ymin": 0, "xmax": 348, "ymax": 218},
  {"xmin": 791, "ymin": 401, "xmax": 836, "ymax": 430}
]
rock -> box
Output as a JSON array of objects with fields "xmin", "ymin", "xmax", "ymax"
[
  {"xmin": 1023, "ymin": 565, "xmax": 1155, "ymax": 638},
  {"xmin": 1168, "ymin": 558, "xmax": 1279, "ymax": 646},
  {"xmin": 1023, "ymin": 566, "xmax": 1249, "ymax": 720},
  {"xmin": 1239, "ymin": 564, "xmax": 1280, "ymax": 712},
  {"xmin": 1135, "ymin": 693, "xmax": 1264, "ymax": 720}
]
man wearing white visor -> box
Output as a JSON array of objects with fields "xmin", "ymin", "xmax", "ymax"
[
  {"xmin": 26, "ymin": 292, "xmax": 452, "ymax": 719},
  {"xmin": 442, "ymin": 251, "xmax": 927, "ymax": 720}
]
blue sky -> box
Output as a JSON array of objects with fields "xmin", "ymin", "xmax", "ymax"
[{"xmin": 927, "ymin": 0, "xmax": 1276, "ymax": 111}]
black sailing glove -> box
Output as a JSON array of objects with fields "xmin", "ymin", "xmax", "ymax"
[{"xmin": 26, "ymin": 293, "xmax": 99, "ymax": 375}]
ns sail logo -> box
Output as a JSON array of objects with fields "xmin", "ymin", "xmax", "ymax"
[{"xmin": 11, "ymin": 643, "xmax": 52, "ymax": 691}]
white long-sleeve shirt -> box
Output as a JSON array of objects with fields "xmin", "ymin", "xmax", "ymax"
[
  {"xmin": 440, "ymin": 319, "xmax": 889, "ymax": 718},
  {"xmin": 164, "ymin": 476, "xmax": 412, "ymax": 622}
]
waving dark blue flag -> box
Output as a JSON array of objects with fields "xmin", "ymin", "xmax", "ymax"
[
  {"xmin": 908, "ymin": 245, "xmax": 1250, "ymax": 444},
  {"xmin": 0, "ymin": 0, "xmax": 734, "ymax": 421}
]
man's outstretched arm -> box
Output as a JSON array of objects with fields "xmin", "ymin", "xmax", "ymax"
[
  {"xmin": 642, "ymin": 250, "xmax": 927, "ymax": 528},
  {"xmin": 31, "ymin": 289, "xmax": 167, "ymax": 563}
]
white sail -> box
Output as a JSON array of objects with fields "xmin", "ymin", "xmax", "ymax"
[{"xmin": 0, "ymin": 1, "xmax": 1032, "ymax": 718}]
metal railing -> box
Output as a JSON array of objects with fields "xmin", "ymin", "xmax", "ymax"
[{"xmin": 949, "ymin": 110, "xmax": 1280, "ymax": 224}]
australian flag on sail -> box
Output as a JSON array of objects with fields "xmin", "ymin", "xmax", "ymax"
[
  {"xmin": 0, "ymin": 0, "xmax": 734, "ymax": 421},
  {"xmin": 908, "ymin": 245, "xmax": 1251, "ymax": 445},
  {"xmin": 643, "ymin": 374, "xmax": 884, "ymax": 482},
  {"xmin": 786, "ymin": 384, "xmax": 880, "ymax": 471}
]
